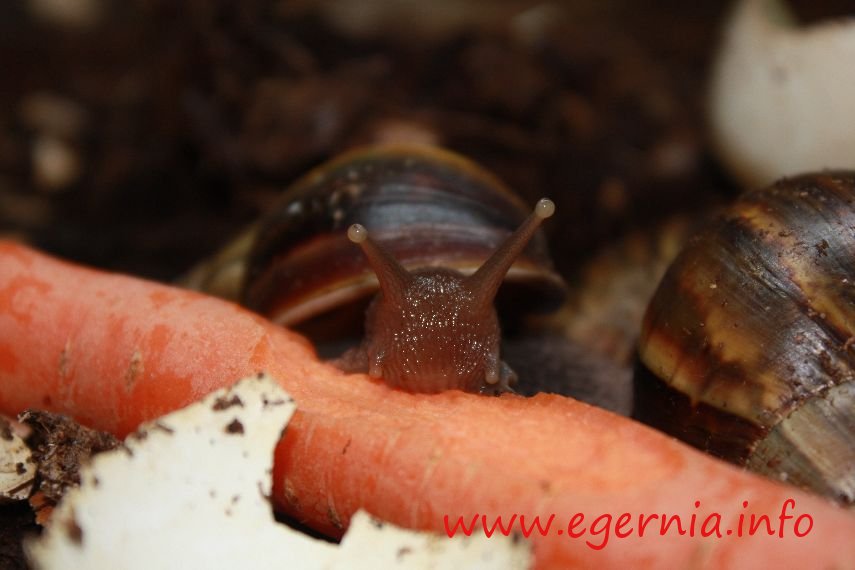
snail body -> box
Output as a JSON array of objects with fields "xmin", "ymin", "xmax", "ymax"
[
  {"xmin": 241, "ymin": 144, "xmax": 566, "ymax": 393},
  {"xmin": 635, "ymin": 172, "xmax": 855, "ymax": 505},
  {"xmin": 340, "ymin": 199, "xmax": 556, "ymax": 393}
]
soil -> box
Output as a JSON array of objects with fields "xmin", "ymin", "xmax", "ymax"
[
  {"xmin": 19, "ymin": 410, "xmax": 120, "ymax": 506},
  {"xmin": 0, "ymin": 0, "xmax": 741, "ymax": 281}
]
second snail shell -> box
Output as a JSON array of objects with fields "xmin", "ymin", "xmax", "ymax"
[{"xmin": 635, "ymin": 172, "xmax": 855, "ymax": 506}]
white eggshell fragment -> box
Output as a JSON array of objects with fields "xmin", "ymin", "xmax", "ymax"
[
  {"xmin": 27, "ymin": 374, "xmax": 335, "ymax": 570},
  {"xmin": 337, "ymin": 510, "xmax": 532, "ymax": 570},
  {"xmin": 27, "ymin": 373, "xmax": 531, "ymax": 570},
  {"xmin": 0, "ymin": 418, "xmax": 35, "ymax": 502},
  {"xmin": 708, "ymin": 0, "xmax": 855, "ymax": 188}
]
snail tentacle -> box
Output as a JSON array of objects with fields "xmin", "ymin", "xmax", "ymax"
[{"xmin": 349, "ymin": 198, "xmax": 554, "ymax": 393}]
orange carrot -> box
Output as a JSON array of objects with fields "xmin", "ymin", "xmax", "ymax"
[{"xmin": 1, "ymin": 240, "xmax": 853, "ymax": 569}]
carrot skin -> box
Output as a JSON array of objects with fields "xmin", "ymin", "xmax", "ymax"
[{"xmin": 1, "ymin": 241, "xmax": 853, "ymax": 569}]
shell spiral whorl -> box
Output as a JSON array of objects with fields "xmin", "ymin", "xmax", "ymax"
[{"xmin": 635, "ymin": 172, "xmax": 855, "ymax": 505}]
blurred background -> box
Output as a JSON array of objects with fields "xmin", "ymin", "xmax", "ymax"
[
  {"xmin": 3, "ymin": 0, "xmax": 855, "ymax": 388},
  {"xmin": 0, "ymin": 0, "xmax": 851, "ymax": 280}
]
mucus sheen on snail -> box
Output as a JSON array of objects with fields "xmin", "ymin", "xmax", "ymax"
[{"xmin": 335, "ymin": 198, "xmax": 556, "ymax": 394}]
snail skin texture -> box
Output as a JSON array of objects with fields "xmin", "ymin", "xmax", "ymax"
[
  {"xmin": 635, "ymin": 172, "xmax": 855, "ymax": 506},
  {"xmin": 337, "ymin": 199, "xmax": 556, "ymax": 394}
]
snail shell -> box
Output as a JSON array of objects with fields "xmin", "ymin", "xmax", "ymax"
[
  {"xmin": 243, "ymin": 144, "xmax": 566, "ymax": 330},
  {"xmin": 179, "ymin": 144, "xmax": 635, "ymax": 406},
  {"xmin": 635, "ymin": 172, "xmax": 855, "ymax": 506}
]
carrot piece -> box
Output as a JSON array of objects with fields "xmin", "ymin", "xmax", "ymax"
[{"xmin": 1, "ymin": 240, "xmax": 853, "ymax": 569}]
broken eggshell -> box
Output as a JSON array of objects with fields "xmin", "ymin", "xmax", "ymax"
[
  {"xmin": 26, "ymin": 373, "xmax": 531, "ymax": 570},
  {"xmin": 339, "ymin": 510, "xmax": 532, "ymax": 570},
  {"xmin": 708, "ymin": 0, "xmax": 855, "ymax": 188},
  {"xmin": 0, "ymin": 417, "xmax": 36, "ymax": 502}
]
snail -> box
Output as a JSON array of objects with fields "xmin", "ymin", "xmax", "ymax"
[
  {"xmin": 335, "ymin": 198, "xmax": 556, "ymax": 393},
  {"xmin": 634, "ymin": 172, "xmax": 855, "ymax": 506},
  {"xmin": 185, "ymin": 144, "xmax": 573, "ymax": 394}
]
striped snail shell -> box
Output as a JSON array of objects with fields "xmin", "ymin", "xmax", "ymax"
[
  {"xmin": 635, "ymin": 172, "xmax": 855, "ymax": 506},
  {"xmin": 235, "ymin": 144, "xmax": 566, "ymax": 393},
  {"xmin": 243, "ymin": 144, "xmax": 566, "ymax": 328}
]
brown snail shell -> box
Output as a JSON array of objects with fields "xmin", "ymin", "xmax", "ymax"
[
  {"xmin": 180, "ymin": 144, "xmax": 636, "ymax": 407},
  {"xmin": 242, "ymin": 144, "xmax": 566, "ymax": 331},
  {"xmin": 634, "ymin": 172, "xmax": 855, "ymax": 506}
]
